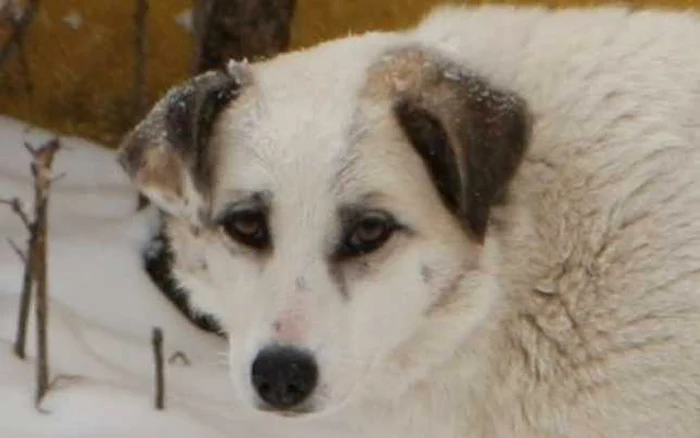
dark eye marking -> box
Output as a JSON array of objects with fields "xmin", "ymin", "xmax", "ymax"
[
  {"xmin": 217, "ymin": 208, "xmax": 270, "ymax": 250},
  {"xmin": 335, "ymin": 210, "xmax": 401, "ymax": 259},
  {"xmin": 215, "ymin": 191, "xmax": 272, "ymax": 250}
]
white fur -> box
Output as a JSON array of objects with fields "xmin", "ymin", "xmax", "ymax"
[{"xmin": 156, "ymin": 5, "xmax": 700, "ymax": 437}]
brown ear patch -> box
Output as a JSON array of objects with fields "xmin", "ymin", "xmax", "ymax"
[
  {"xmin": 365, "ymin": 47, "xmax": 531, "ymax": 241},
  {"xmin": 394, "ymin": 100, "xmax": 463, "ymax": 214},
  {"xmin": 118, "ymin": 64, "xmax": 250, "ymax": 220}
]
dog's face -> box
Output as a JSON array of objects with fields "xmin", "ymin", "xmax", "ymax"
[{"xmin": 119, "ymin": 39, "xmax": 529, "ymax": 417}]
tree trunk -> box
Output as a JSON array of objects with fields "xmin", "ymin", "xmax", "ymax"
[{"xmin": 195, "ymin": 0, "xmax": 296, "ymax": 73}]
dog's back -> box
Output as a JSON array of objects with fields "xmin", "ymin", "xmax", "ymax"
[{"xmin": 413, "ymin": 6, "xmax": 700, "ymax": 437}]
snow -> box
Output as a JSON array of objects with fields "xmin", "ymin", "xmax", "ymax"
[{"xmin": 0, "ymin": 116, "xmax": 261, "ymax": 437}]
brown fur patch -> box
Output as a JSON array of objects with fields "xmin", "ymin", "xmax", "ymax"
[
  {"xmin": 136, "ymin": 145, "xmax": 185, "ymax": 201},
  {"xmin": 118, "ymin": 68, "xmax": 247, "ymax": 217},
  {"xmin": 360, "ymin": 47, "xmax": 531, "ymax": 240}
]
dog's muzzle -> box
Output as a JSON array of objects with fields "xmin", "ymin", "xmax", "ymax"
[{"xmin": 251, "ymin": 345, "xmax": 318, "ymax": 410}]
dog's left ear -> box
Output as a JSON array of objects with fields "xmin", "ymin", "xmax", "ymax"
[
  {"xmin": 118, "ymin": 63, "xmax": 251, "ymax": 222},
  {"xmin": 365, "ymin": 48, "xmax": 531, "ymax": 241}
]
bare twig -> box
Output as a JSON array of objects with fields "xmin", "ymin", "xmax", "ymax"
[
  {"xmin": 5, "ymin": 139, "xmax": 60, "ymax": 395},
  {"xmin": 0, "ymin": 0, "xmax": 41, "ymax": 71},
  {"xmin": 23, "ymin": 141, "xmax": 36, "ymax": 156},
  {"xmin": 30, "ymin": 374, "xmax": 84, "ymax": 414},
  {"xmin": 7, "ymin": 238, "xmax": 27, "ymax": 263},
  {"xmin": 12, "ymin": 230, "xmax": 34, "ymax": 360},
  {"xmin": 132, "ymin": 0, "xmax": 149, "ymax": 120},
  {"xmin": 152, "ymin": 327, "xmax": 165, "ymax": 410},
  {"xmin": 0, "ymin": 197, "xmax": 31, "ymax": 230},
  {"xmin": 30, "ymin": 138, "xmax": 61, "ymax": 408},
  {"xmin": 1, "ymin": 196, "xmax": 33, "ymax": 361},
  {"xmin": 168, "ymin": 351, "xmax": 191, "ymax": 366}
]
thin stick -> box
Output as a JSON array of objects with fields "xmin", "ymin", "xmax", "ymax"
[
  {"xmin": 30, "ymin": 138, "xmax": 61, "ymax": 408},
  {"xmin": 7, "ymin": 238, "xmax": 27, "ymax": 263},
  {"xmin": 23, "ymin": 141, "xmax": 37, "ymax": 156},
  {"xmin": 152, "ymin": 327, "xmax": 165, "ymax": 410},
  {"xmin": 12, "ymin": 232, "xmax": 34, "ymax": 359},
  {"xmin": 0, "ymin": 197, "xmax": 31, "ymax": 230},
  {"xmin": 1, "ymin": 196, "xmax": 34, "ymax": 360}
]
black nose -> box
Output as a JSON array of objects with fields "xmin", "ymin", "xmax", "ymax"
[{"xmin": 251, "ymin": 345, "xmax": 318, "ymax": 409}]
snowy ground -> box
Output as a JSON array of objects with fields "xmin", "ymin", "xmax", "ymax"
[{"xmin": 0, "ymin": 116, "xmax": 265, "ymax": 437}]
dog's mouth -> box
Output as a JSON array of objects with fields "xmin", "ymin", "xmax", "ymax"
[
  {"xmin": 255, "ymin": 401, "xmax": 316, "ymax": 417},
  {"xmin": 250, "ymin": 379, "xmax": 359, "ymax": 420}
]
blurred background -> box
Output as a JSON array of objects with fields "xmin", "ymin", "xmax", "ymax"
[{"xmin": 0, "ymin": 0, "xmax": 697, "ymax": 148}]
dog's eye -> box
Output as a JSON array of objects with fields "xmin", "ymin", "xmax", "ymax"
[
  {"xmin": 219, "ymin": 210, "xmax": 270, "ymax": 249},
  {"xmin": 342, "ymin": 212, "xmax": 396, "ymax": 257}
]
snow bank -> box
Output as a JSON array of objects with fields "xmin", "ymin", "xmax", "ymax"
[{"xmin": 0, "ymin": 117, "xmax": 259, "ymax": 437}]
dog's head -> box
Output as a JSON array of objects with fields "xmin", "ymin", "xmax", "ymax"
[{"xmin": 119, "ymin": 39, "xmax": 530, "ymax": 417}]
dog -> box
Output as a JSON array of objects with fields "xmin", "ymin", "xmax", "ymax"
[{"xmin": 118, "ymin": 5, "xmax": 700, "ymax": 437}]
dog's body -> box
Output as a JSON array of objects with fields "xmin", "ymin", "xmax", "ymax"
[{"xmin": 123, "ymin": 5, "xmax": 700, "ymax": 437}]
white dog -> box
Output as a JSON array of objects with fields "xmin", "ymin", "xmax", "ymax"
[{"xmin": 119, "ymin": 5, "xmax": 700, "ymax": 437}]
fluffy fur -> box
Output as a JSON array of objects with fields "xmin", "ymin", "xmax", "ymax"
[{"xmin": 121, "ymin": 5, "xmax": 700, "ymax": 437}]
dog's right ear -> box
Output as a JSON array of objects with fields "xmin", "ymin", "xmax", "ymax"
[{"xmin": 118, "ymin": 63, "xmax": 251, "ymax": 222}]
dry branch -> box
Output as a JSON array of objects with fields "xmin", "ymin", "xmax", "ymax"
[
  {"xmin": 152, "ymin": 327, "xmax": 165, "ymax": 410},
  {"xmin": 1, "ymin": 197, "xmax": 33, "ymax": 360},
  {"xmin": 0, "ymin": 197, "xmax": 31, "ymax": 230},
  {"xmin": 7, "ymin": 238, "xmax": 26, "ymax": 263},
  {"xmin": 30, "ymin": 138, "xmax": 61, "ymax": 407},
  {"xmin": 13, "ymin": 238, "xmax": 33, "ymax": 360},
  {"xmin": 0, "ymin": 0, "xmax": 41, "ymax": 70},
  {"xmin": 2, "ymin": 138, "xmax": 61, "ymax": 406},
  {"xmin": 13, "ymin": 237, "xmax": 33, "ymax": 360}
]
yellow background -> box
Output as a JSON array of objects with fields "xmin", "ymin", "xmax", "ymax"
[{"xmin": 0, "ymin": 0, "xmax": 697, "ymax": 146}]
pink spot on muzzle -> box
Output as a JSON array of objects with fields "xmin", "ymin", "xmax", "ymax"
[{"xmin": 273, "ymin": 310, "xmax": 308, "ymax": 343}]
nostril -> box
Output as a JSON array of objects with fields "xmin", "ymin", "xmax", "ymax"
[{"xmin": 251, "ymin": 345, "xmax": 318, "ymax": 410}]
